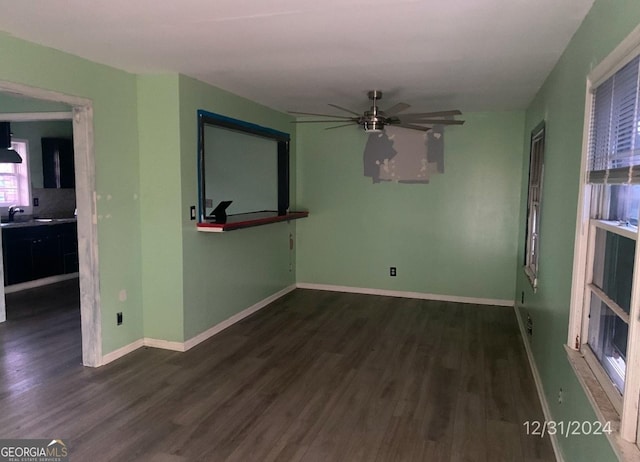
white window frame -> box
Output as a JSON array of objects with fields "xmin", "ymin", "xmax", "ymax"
[
  {"xmin": 524, "ymin": 122, "xmax": 545, "ymax": 289},
  {"xmin": 568, "ymin": 24, "xmax": 640, "ymax": 461},
  {"xmin": 0, "ymin": 138, "xmax": 31, "ymax": 213}
]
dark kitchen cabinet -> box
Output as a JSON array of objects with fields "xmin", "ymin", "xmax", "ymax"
[
  {"xmin": 31, "ymin": 234, "xmax": 63, "ymax": 280},
  {"xmin": 3, "ymin": 236, "xmax": 32, "ymax": 286},
  {"xmin": 42, "ymin": 137, "xmax": 75, "ymax": 188},
  {"xmin": 60, "ymin": 223, "xmax": 79, "ymax": 274},
  {"xmin": 2, "ymin": 222, "xmax": 78, "ymax": 286}
]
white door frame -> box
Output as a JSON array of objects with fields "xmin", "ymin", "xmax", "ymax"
[{"xmin": 0, "ymin": 81, "xmax": 101, "ymax": 367}]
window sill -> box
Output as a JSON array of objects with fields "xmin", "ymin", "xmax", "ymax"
[{"xmin": 565, "ymin": 345, "xmax": 640, "ymax": 462}]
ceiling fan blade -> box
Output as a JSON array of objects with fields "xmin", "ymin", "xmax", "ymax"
[
  {"xmin": 291, "ymin": 119, "xmax": 357, "ymax": 123},
  {"xmin": 400, "ymin": 110, "xmax": 463, "ymax": 119},
  {"xmin": 328, "ymin": 103, "xmax": 361, "ymax": 116},
  {"xmin": 325, "ymin": 123, "xmax": 356, "ymax": 130},
  {"xmin": 397, "ymin": 118, "xmax": 465, "ymax": 125},
  {"xmin": 383, "ymin": 102, "xmax": 411, "ymax": 117},
  {"xmin": 288, "ymin": 110, "xmax": 353, "ymax": 119},
  {"xmin": 393, "ymin": 123, "xmax": 433, "ymax": 132}
]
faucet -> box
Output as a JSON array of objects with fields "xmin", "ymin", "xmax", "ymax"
[{"xmin": 8, "ymin": 205, "xmax": 24, "ymax": 222}]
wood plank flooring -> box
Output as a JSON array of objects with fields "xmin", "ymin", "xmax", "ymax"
[{"xmin": 0, "ymin": 285, "xmax": 555, "ymax": 461}]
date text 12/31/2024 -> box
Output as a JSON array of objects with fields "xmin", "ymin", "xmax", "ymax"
[{"xmin": 524, "ymin": 421, "xmax": 613, "ymax": 438}]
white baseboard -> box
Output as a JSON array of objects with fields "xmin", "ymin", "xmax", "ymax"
[
  {"xmin": 295, "ymin": 282, "xmax": 514, "ymax": 307},
  {"xmin": 143, "ymin": 338, "xmax": 185, "ymax": 352},
  {"xmin": 101, "ymin": 339, "xmax": 144, "ymax": 366},
  {"xmin": 5, "ymin": 273, "xmax": 79, "ymax": 294},
  {"xmin": 514, "ymin": 306, "xmax": 564, "ymax": 462},
  {"xmin": 101, "ymin": 283, "xmax": 509, "ymax": 367},
  {"xmin": 100, "ymin": 284, "xmax": 297, "ymax": 365},
  {"xmin": 183, "ymin": 284, "xmax": 297, "ymax": 350}
]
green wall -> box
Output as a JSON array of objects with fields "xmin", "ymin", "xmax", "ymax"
[
  {"xmin": 137, "ymin": 75, "xmax": 299, "ymax": 343},
  {"xmin": 296, "ymin": 112, "xmax": 525, "ymax": 301},
  {"xmin": 137, "ymin": 75, "xmax": 184, "ymax": 342},
  {"xmin": 514, "ymin": 1, "xmax": 640, "ymax": 460},
  {"xmin": 0, "ymin": 33, "xmax": 143, "ymax": 354},
  {"xmin": 178, "ymin": 75, "xmax": 297, "ymax": 340},
  {"xmin": 0, "ymin": 92, "xmax": 71, "ymax": 113}
]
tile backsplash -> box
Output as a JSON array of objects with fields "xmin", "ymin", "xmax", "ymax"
[{"xmin": 32, "ymin": 188, "xmax": 76, "ymax": 218}]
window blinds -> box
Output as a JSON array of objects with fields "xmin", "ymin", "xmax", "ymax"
[{"xmin": 588, "ymin": 55, "xmax": 640, "ymax": 184}]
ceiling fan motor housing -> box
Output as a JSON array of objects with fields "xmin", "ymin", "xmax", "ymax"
[
  {"xmin": 363, "ymin": 97, "xmax": 387, "ymax": 131},
  {"xmin": 362, "ymin": 119, "xmax": 384, "ymax": 132}
]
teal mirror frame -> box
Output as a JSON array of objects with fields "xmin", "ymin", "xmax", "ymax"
[{"xmin": 197, "ymin": 110, "xmax": 290, "ymax": 222}]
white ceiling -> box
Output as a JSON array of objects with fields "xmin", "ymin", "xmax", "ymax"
[{"xmin": 0, "ymin": 0, "xmax": 594, "ymax": 114}]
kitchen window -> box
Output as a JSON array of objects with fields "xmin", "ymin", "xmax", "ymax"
[{"xmin": 0, "ymin": 140, "xmax": 30, "ymax": 207}]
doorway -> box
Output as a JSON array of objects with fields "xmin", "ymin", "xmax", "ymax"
[{"xmin": 0, "ymin": 81, "xmax": 101, "ymax": 367}]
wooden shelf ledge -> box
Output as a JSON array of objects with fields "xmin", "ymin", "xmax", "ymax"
[{"xmin": 197, "ymin": 211, "xmax": 309, "ymax": 233}]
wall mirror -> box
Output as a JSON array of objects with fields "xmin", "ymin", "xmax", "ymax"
[{"xmin": 197, "ymin": 110, "xmax": 290, "ymax": 223}]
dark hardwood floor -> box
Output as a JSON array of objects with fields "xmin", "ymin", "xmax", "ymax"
[{"xmin": 0, "ymin": 286, "xmax": 555, "ymax": 461}]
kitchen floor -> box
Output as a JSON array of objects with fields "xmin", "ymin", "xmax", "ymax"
[
  {"xmin": 0, "ymin": 279, "xmax": 82, "ymax": 395},
  {"xmin": 4, "ymin": 278, "xmax": 80, "ymax": 321}
]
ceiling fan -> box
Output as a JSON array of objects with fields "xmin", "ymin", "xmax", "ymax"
[{"xmin": 289, "ymin": 90, "xmax": 464, "ymax": 133}]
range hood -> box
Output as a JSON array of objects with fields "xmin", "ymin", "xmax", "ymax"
[{"xmin": 0, "ymin": 122, "xmax": 22, "ymax": 163}]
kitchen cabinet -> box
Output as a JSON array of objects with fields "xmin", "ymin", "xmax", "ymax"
[
  {"xmin": 3, "ymin": 236, "xmax": 32, "ymax": 286},
  {"xmin": 42, "ymin": 137, "xmax": 75, "ymax": 188},
  {"xmin": 61, "ymin": 223, "xmax": 79, "ymax": 274},
  {"xmin": 31, "ymin": 234, "xmax": 63, "ymax": 280},
  {"xmin": 2, "ymin": 222, "xmax": 78, "ymax": 286}
]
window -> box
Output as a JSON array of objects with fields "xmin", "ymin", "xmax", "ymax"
[
  {"xmin": 524, "ymin": 122, "xmax": 545, "ymax": 288},
  {"xmin": 570, "ymin": 43, "xmax": 640, "ymax": 449},
  {"xmin": 0, "ymin": 140, "xmax": 30, "ymax": 207}
]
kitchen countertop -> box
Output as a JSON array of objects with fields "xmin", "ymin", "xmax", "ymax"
[{"xmin": 0, "ymin": 218, "xmax": 77, "ymax": 229}]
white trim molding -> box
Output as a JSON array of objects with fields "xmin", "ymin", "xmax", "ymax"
[
  {"xmin": 101, "ymin": 338, "xmax": 184, "ymax": 365},
  {"xmin": 144, "ymin": 338, "xmax": 185, "ymax": 352},
  {"xmin": 101, "ymin": 283, "xmax": 512, "ymax": 366},
  {"xmin": 295, "ymin": 283, "xmax": 515, "ymax": 307},
  {"xmin": 565, "ymin": 347, "xmax": 640, "ymax": 462},
  {"xmin": 101, "ymin": 339, "xmax": 144, "ymax": 366},
  {"xmin": 183, "ymin": 284, "xmax": 297, "ymax": 350},
  {"xmin": 73, "ymin": 105, "xmax": 102, "ymax": 368},
  {"xmin": 100, "ymin": 284, "xmax": 297, "ymax": 365},
  {"xmin": 0, "ymin": 112, "xmax": 74, "ymax": 122},
  {"xmin": 0, "ymin": 81, "xmax": 101, "ymax": 368}
]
